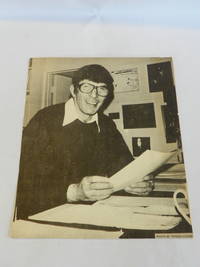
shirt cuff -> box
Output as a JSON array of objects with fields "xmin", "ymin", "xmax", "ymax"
[{"xmin": 66, "ymin": 184, "xmax": 79, "ymax": 202}]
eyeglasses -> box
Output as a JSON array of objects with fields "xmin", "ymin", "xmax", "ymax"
[{"xmin": 79, "ymin": 82, "xmax": 109, "ymax": 97}]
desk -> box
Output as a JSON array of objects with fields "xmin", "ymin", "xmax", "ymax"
[
  {"xmin": 12, "ymin": 193, "xmax": 192, "ymax": 239},
  {"xmin": 11, "ymin": 164, "xmax": 193, "ymax": 239},
  {"xmin": 11, "ymin": 219, "xmax": 123, "ymax": 239}
]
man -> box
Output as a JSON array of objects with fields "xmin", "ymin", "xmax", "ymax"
[{"xmin": 16, "ymin": 64, "xmax": 153, "ymax": 219}]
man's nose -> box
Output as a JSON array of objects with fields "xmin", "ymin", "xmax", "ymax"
[{"xmin": 91, "ymin": 87, "xmax": 98, "ymax": 97}]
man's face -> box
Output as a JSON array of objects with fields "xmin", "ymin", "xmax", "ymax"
[{"xmin": 72, "ymin": 79, "xmax": 108, "ymax": 115}]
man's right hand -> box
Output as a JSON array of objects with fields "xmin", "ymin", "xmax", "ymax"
[{"xmin": 76, "ymin": 176, "xmax": 114, "ymax": 201}]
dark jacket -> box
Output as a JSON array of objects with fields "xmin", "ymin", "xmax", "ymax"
[{"xmin": 16, "ymin": 103, "xmax": 133, "ymax": 219}]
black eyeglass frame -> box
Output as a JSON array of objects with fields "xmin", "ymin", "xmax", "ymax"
[{"xmin": 78, "ymin": 82, "xmax": 109, "ymax": 97}]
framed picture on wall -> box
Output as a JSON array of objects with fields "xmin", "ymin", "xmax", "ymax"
[
  {"xmin": 111, "ymin": 68, "xmax": 140, "ymax": 92},
  {"xmin": 132, "ymin": 137, "xmax": 151, "ymax": 157},
  {"xmin": 122, "ymin": 103, "xmax": 156, "ymax": 129},
  {"xmin": 147, "ymin": 61, "xmax": 173, "ymax": 93},
  {"xmin": 161, "ymin": 105, "xmax": 178, "ymax": 143}
]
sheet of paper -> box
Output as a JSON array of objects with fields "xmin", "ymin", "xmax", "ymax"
[
  {"xmin": 11, "ymin": 219, "xmax": 123, "ymax": 239},
  {"xmin": 110, "ymin": 150, "xmax": 175, "ymax": 192},
  {"xmin": 29, "ymin": 203, "xmax": 181, "ymax": 230},
  {"xmin": 94, "ymin": 196, "xmax": 189, "ymax": 216}
]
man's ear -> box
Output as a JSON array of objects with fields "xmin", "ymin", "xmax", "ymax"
[{"xmin": 70, "ymin": 85, "xmax": 76, "ymax": 98}]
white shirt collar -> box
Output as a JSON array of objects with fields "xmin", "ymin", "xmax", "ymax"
[{"xmin": 62, "ymin": 98, "xmax": 100, "ymax": 132}]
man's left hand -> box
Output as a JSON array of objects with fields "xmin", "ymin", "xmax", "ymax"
[{"xmin": 124, "ymin": 175, "xmax": 154, "ymax": 195}]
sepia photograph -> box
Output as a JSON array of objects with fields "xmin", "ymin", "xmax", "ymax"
[{"xmin": 11, "ymin": 57, "xmax": 193, "ymax": 238}]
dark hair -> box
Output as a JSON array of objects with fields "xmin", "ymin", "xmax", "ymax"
[
  {"xmin": 72, "ymin": 64, "xmax": 113, "ymax": 88},
  {"xmin": 72, "ymin": 64, "xmax": 114, "ymax": 110}
]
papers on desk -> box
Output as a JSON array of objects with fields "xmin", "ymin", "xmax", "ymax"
[
  {"xmin": 110, "ymin": 150, "xmax": 175, "ymax": 192},
  {"xmin": 154, "ymin": 181, "xmax": 186, "ymax": 192},
  {"xmin": 29, "ymin": 196, "xmax": 182, "ymax": 231},
  {"xmin": 95, "ymin": 196, "xmax": 189, "ymax": 216},
  {"xmin": 153, "ymin": 163, "xmax": 187, "ymax": 192},
  {"xmin": 155, "ymin": 163, "xmax": 186, "ymax": 179}
]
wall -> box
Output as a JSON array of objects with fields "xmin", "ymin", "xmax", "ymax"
[{"xmin": 25, "ymin": 57, "xmax": 178, "ymax": 159}]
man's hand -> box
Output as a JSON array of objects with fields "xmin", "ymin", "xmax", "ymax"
[
  {"xmin": 124, "ymin": 175, "xmax": 154, "ymax": 196},
  {"xmin": 76, "ymin": 176, "xmax": 114, "ymax": 201}
]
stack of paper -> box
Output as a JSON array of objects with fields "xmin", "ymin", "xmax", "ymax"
[
  {"xmin": 154, "ymin": 163, "xmax": 187, "ymax": 192},
  {"xmin": 154, "ymin": 181, "xmax": 186, "ymax": 192},
  {"xmin": 155, "ymin": 163, "xmax": 186, "ymax": 180}
]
